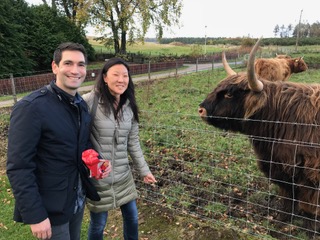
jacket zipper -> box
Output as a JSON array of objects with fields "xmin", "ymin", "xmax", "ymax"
[{"xmin": 111, "ymin": 122, "xmax": 119, "ymax": 208}]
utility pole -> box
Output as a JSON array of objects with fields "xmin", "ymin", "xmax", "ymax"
[
  {"xmin": 295, "ymin": 9, "xmax": 303, "ymax": 51},
  {"xmin": 204, "ymin": 25, "xmax": 207, "ymax": 55}
]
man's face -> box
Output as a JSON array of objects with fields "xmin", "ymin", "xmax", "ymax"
[{"xmin": 52, "ymin": 50, "xmax": 87, "ymax": 95}]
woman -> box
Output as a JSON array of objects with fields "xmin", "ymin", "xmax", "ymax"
[{"xmin": 82, "ymin": 57, "xmax": 157, "ymax": 240}]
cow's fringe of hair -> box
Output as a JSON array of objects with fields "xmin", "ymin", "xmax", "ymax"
[{"xmin": 240, "ymin": 77, "xmax": 320, "ymax": 217}]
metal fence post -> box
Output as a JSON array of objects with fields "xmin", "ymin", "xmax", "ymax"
[{"xmin": 10, "ymin": 73, "xmax": 17, "ymax": 104}]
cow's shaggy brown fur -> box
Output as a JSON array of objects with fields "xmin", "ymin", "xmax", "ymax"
[
  {"xmin": 199, "ymin": 40, "xmax": 320, "ymax": 235},
  {"xmin": 255, "ymin": 56, "xmax": 308, "ymax": 81}
]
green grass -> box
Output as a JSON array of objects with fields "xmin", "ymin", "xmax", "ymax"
[
  {"xmin": 134, "ymin": 67, "xmax": 320, "ymax": 239},
  {"xmin": 90, "ymin": 40, "xmax": 227, "ymax": 56},
  {"xmin": 2, "ymin": 66, "xmax": 320, "ymax": 239},
  {"xmin": 0, "ymin": 175, "xmax": 30, "ymax": 239},
  {"xmin": 88, "ymin": 37, "xmax": 320, "ymax": 57}
]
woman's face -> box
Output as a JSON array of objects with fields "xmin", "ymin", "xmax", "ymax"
[{"xmin": 104, "ymin": 64, "xmax": 129, "ymax": 99}]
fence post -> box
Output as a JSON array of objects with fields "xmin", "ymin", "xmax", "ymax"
[
  {"xmin": 175, "ymin": 60, "xmax": 178, "ymax": 77},
  {"xmin": 212, "ymin": 59, "xmax": 214, "ymax": 70},
  {"xmin": 196, "ymin": 59, "xmax": 198, "ymax": 72},
  {"xmin": 10, "ymin": 73, "xmax": 17, "ymax": 104},
  {"xmin": 148, "ymin": 61, "xmax": 151, "ymax": 81}
]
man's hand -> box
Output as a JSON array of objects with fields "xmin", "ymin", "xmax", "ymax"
[{"xmin": 30, "ymin": 218, "xmax": 52, "ymax": 239}]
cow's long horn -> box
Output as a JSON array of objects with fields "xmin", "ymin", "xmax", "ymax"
[
  {"xmin": 222, "ymin": 51, "xmax": 236, "ymax": 76},
  {"xmin": 247, "ymin": 38, "xmax": 263, "ymax": 92}
]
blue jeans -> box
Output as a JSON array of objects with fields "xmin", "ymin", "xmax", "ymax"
[{"xmin": 88, "ymin": 200, "xmax": 138, "ymax": 240}]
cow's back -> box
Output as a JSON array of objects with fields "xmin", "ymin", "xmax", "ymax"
[{"xmin": 254, "ymin": 58, "xmax": 291, "ymax": 81}]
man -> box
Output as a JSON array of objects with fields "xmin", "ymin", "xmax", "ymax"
[{"xmin": 6, "ymin": 42, "xmax": 105, "ymax": 240}]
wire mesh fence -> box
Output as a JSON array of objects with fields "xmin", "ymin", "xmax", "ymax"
[
  {"xmin": 132, "ymin": 109, "xmax": 320, "ymax": 240},
  {"xmin": 2, "ymin": 58, "xmax": 318, "ymax": 239},
  {"xmin": 0, "ymin": 58, "xmax": 242, "ymax": 107},
  {"xmin": 0, "ymin": 61, "xmax": 183, "ymax": 96}
]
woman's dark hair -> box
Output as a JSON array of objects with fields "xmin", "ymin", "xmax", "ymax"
[{"xmin": 95, "ymin": 57, "xmax": 139, "ymax": 122}]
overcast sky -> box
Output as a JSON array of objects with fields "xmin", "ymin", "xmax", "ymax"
[{"xmin": 25, "ymin": 0, "xmax": 319, "ymax": 38}]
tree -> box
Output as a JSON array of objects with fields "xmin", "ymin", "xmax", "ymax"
[
  {"xmin": 0, "ymin": 0, "xmax": 95, "ymax": 76},
  {"xmin": 309, "ymin": 21, "xmax": 320, "ymax": 37},
  {"xmin": 274, "ymin": 21, "xmax": 320, "ymax": 38},
  {"xmin": 36, "ymin": 0, "xmax": 91, "ymax": 29},
  {"xmin": 273, "ymin": 24, "xmax": 279, "ymax": 37},
  {"xmin": 279, "ymin": 24, "xmax": 286, "ymax": 38},
  {"xmin": 189, "ymin": 44, "xmax": 203, "ymax": 58},
  {"xmin": 0, "ymin": 0, "xmax": 35, "ymax": 76},
  {"xmin": 86, "ymin": 0, "xmax": 182, "ymax": 54},
  {"xmin": 287, "ymin": 24, "xmax": 293, "ymax": 37},
  {"xmin": 293, "ymin": 22, "xmax": 310, "ymax": 38},
  {"xmin": 27, "ymin": 4, "xmax": 95, "ymax": 71},
  {"xmin": 40, "ymin": 0, "xmax": 57, "ymax": 11}
]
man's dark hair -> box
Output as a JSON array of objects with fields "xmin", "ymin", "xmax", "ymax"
[{"xmin": 53, "ymin": 42, "xmax": 87, "ymax": 66}]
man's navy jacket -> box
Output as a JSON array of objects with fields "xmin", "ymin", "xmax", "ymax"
[{"xmin": 7, "ymin": 81, "xmax": 92, "ymax": 226}]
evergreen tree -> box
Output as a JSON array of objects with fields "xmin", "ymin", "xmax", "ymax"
[
  {"xmin": 0, "ymin": 0, "xmax": 35, "ymax": 76},
  {"xmin": 27, "ymin": 4, "xmax": 95, "ymax": 71},
  {"xmin": 0, "ymin": 0, "xmax": 95, "ymax": 76}
]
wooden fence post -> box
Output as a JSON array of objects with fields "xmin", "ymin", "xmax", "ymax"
[
  {"xmin": 196, "ymin": 59, "xmax": 198, "ymax": 72},
  {"xmin": 148, "ymin": 61, "xmax": 151, "ymax": 81},
  {"xmin": 175, "ymin": 60, "xmax": 178, "ymax": 77},
  {"xmin": 10, "ymin": 73, "xmax": 17, "ymax": 104}
]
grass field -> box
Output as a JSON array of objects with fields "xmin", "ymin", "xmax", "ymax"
[
  {"xmin": 2, "ymin": 39, "xmax": 320, "ymax": 239},
  {"xmin": 2, "ymin": 65, "xmax": 320, "ymax": 239},
  {"xmin": 88, "ymin": 36, "xmax": 320, "ymax": 58},
  {"xmin": 88, "ymin": 37, "xmax": 234, "ymax": 56}
]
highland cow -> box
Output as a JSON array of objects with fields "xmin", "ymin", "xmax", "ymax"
[
  {"xmin": 222, "ymin": 51, "xmax": 308, "ymax": 81},
  {"xmin": 199, "ymin": 38, "xmax": 320, "ymax": 234}
]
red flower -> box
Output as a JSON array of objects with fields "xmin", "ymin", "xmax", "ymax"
[{"xmin": 82, "ymin": 149, "xmax": 100, "ymax": 166}]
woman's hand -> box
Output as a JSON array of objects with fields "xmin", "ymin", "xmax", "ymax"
[
  {"xmin": 94, "ymin": 160, "xmax": 112, "ymax": 179},
  {"xmin": 143, "ymin": 173, "xmax": 157, "ymax": 186}
]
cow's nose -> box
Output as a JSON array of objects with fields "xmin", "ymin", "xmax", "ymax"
[{"xmin": 198, "ymin": 107, "xmax": 207, "ymax": 117}]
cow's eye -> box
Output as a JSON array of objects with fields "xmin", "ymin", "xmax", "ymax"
[{"xmin": 224, "ymin": 93, "xmax": 233, "ymax": 98}]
